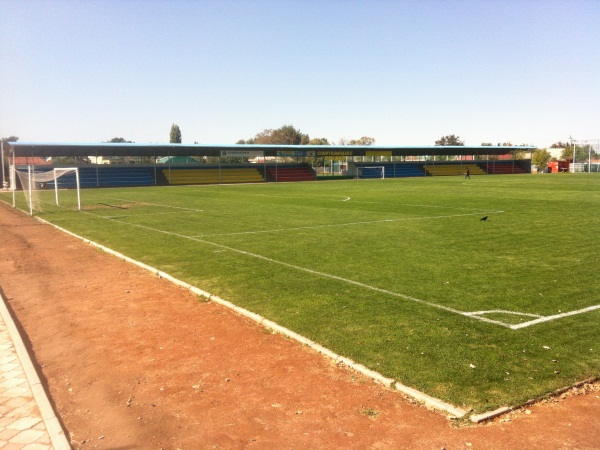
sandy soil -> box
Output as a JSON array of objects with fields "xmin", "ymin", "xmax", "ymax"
[{"xmin": 0, "ymin": 202, "xmax": 598, "ymax": 449}]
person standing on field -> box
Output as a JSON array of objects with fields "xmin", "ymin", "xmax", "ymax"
[{"xmin": 465, "ymin": 167, "xmax": 470, "ymax": 179}]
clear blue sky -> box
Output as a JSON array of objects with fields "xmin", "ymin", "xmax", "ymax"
[{"xmin": 1, "ymin": 0, "xmax": 598, "ymax": 148}]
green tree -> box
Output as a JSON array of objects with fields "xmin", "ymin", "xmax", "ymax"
[
  {"xmin": 308, "ymin": 138, "xmax": 330, "ymax": 145},
  {"xmin": 435, "ymin": 135, "xmax": 464, "ymax": 146},
  {"xmin": 560, "ymin": 144, "xmax": 596, "ymax": 162},
  {"xmin": 549, "ymin": 141, "xmax": 580, "ymax": 161},
  {"xmin": 243, "ymin": 124, "xmax": 309, "ymax": 145},
  {"xmin": 271, "ymin": 124, "xmax": 309, "ymax": 145},
  {"xmin": 532, "ymin": 149, "xmax": 552, "ymax": 171},
  {"xmin": 348, "ymin": 137, "xmax": 375, "ymax": 146},
  {"xmin": 106, "ymin": 137, "xmax": 133, "ymax": 143},
  {"xmin": 1, "ymin": 136, "xmax": 19, "ymax": 144},
  {"xmin": 170, "ymin": 124, "xmax": 182, "ymax": 143}
]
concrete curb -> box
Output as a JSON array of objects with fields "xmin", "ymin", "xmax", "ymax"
[
  {"xmin": 36, "ymin": 217, "xmax": 468, "ymax": 419},
  {"xmin": 0, "ymin": 292, "xmax": 72, "ymax": 450},
  {"xmin": 470, "ymin": 406, "xmax": 512, "ymax": 423}
]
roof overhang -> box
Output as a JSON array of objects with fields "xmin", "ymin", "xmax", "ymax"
[{"xmin": 4, "ymin": 142, "xmax": 537, "ymax": 158}]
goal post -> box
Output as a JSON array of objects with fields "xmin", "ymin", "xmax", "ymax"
[
  {"xmin": 357, "ymin": 166, "xmax": 385, "ymax": 179},
  {"xmin": 13, "ymin": 166, "xmax": 81, "ymax": 215}
]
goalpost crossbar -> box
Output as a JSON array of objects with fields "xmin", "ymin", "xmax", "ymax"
[
  {"xmin": 358, "ymin": 166, "xmax": 385, "ymax": 179},
  {"xmin": 13, "ymin": 166, "xmax": 81, "ymax": 214}
]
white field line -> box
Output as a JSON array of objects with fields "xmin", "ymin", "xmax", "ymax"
[
  {"xmin": 33, "ymin": 214, "xmax": 468, "ymax": 418},
  {"xmin": 75, "ymin": 212, "xmax": 600, "ymax": 330},
  {"xmin": 393, "ymin": 202, "xmax": 503, "ymax": 212},
  {"xmin": 9, "ymin": 196, "xmax": 596, "ymax": 330},
  {"xmin": 191, "ymin": 212, "xmax": 500, "ymax": 238},
  {"xmin": 95, "ymin": 198, "xmax": 204, "ymax": 219},
  {"xmin": 108, "ymin": 197, "xmax": 204, "ymax": 212},
  {"xmin": 465, "ymin": 310, "xmax": 544, "ymax": 318},
  {"xmin": 101, "ymin": 211, "xmax": 204, "ymax": 219},
  {"xmin": 508, "ymin": 304, "xmax": 600, "ymax": 330}
]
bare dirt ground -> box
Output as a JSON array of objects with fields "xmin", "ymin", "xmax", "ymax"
[{"xmin": 0, "ymin": 202, "xmax": 599, "ymax": 450}]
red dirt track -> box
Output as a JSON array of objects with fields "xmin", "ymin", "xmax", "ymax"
[{"xmin": 0, "ymin": 202, "xmax": 598, "ymax": 449}]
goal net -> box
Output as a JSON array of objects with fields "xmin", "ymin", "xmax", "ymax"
[
  {"xmin": 14, "ymin": 167, "xmax": 81, "ymax": 215},
  {"xmin": 357, "ymin": 166, "xmax": 385, "ymax": 179}
]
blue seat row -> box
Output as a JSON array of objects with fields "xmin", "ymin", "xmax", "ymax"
[
  {"xmin": 78, "ymin": 167, "xmax": 156, "ymax": 187},
  {"xmin": 356, "ymin": 163, "xmax": 426, "ymax": 178}
]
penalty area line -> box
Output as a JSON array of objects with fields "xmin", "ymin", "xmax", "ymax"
[{"xmin": 192, "ymin": 211, "xmax": 503, "ymax": 238}]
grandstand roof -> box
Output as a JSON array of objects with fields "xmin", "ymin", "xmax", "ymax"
[{"xmin": 4, "ymin": 142, "xmax": 536, "ymax": 158}]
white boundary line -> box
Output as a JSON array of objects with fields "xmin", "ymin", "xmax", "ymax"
[
  {"xmin": 71, "ymin": 212, "xmax": 600, "ymax": 330},
  {"xmin": 33, "ymin": 216, "xmax": 468, "ymax": 418},
  {"xmin": 508, "ymin": 304, "xmax": 600, "ymax": 330},
  {"xmin": 107, "ymin": 197, "xmax": 204, "ymax": 212}
]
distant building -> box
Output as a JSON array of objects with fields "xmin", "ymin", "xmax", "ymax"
[{"xmin": 548, "ymin": 148, "xmax": 564, "ymax": 159}]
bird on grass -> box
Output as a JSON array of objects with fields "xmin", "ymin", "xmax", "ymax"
[{"xmin": 480, "ymin": 216, "xmax": 488, "ymax": 221}]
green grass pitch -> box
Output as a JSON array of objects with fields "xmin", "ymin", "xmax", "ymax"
[{"xmin": 3, "ymin": 173, "xmax": 599, "ymax": 413}]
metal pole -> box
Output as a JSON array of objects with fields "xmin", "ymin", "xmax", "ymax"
[
  {"xmin": 571, "ymin": 136, "xmax": 575, "ymax": 173},
  {"xmin": 11, "ymin": 149, "xmax": 16, "ymax": 206},
  {"xmin": 28, "ymin": 165, "xmax": 33, "ymax": 215},
  {"xmin": 76, "ymin": 168, "xmax": 81, "ymax": 210},
  {"xmin": 1, "ymin": 141, "xmax": 5, "ymax": 189},
  {"xmin": 54, "ymin": 168, "xmax": 60, "ymax": 205},
  {"xmin": 8, "ymin": 150, "xmax": 17, "ymax": 208}
]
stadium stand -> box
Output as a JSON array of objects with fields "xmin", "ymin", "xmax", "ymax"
[
  {"xmin": 481, "ymin": 161, "xmax": 527, "ymax": 174},
  {"xmin": 353, "ymin": 162, "xmax": 425, "ymax": 178},
  {"xmin": 266, "ymin": 165, "xmax": 316, "ymax": 182},
  {"xmin": 162, "ymin": 167, "xmax": 264, "ymax": 185},
  {"xmin": 22, "ymin": 166, "xmax": 157, "ymax": 188},
  {"xmin": 78, "ymin": 167, "xmax": 156, "ymax": 187},
  {"xmin": 424, "ymin": 163, "xmax": 486, "ymax": 176}
]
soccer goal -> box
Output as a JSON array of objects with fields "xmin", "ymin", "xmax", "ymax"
[
  {"xmin": 357, "ymin": 166, "xmax": 385, "ymax": 179},
  {"xmin": 13, "ymin": 166, "xmax": 81, "ymax": 215}
]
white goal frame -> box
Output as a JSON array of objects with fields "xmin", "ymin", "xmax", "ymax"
[
  {"xmin": 13, "ymin": 166, "xmax": 81, "ymax": 215},
  {"xmin": 357, "ymin": 166, "xmax": 385, "ymax": 179}
]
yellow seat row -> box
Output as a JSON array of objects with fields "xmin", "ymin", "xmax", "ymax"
[
  {"xmin": 424, "ymin": 164, "xmax": 486, "ymax": 176},
  {"xmin": 162, "ymin": 168, "xmax": 265, "ymax": 185}
]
